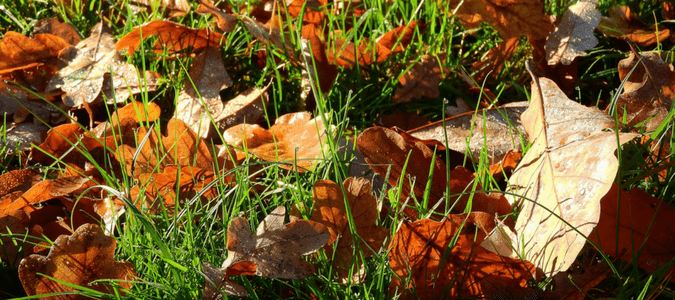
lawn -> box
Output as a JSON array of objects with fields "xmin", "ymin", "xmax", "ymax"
[{"xmin": 1, "ymin": 0, "xmax": 675, "ymax": 299}]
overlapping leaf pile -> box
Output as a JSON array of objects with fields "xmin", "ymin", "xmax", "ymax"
[{"xmin": 2, "ymin": 0, "xmax": 675, "ymax": 298}]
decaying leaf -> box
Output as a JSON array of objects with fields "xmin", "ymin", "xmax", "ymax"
[
  {"xmin": 116, "ymin": 20, "xmax": 223, "ymax": 55},
  {"xmin": 223, "ymin": 112, "xmax": 332, "ymax": 172},
  {"xmin": 485, "ymin": 75, "xmax": 638, "ymax": 278},
  {"xmin": 450, "ymin": 0, "xmax": 553, "ymax": 41},
  {"xmin": 175, "ymin": 46, "xmax": 233, "ymax": 138},
  {"xmin": 471, "ymin": 37, "xmax": 520, "ymax": 81},
  {"xmin": 392, "ymin": 54, "xmax": 448, "ymax": 103},
  {"xmin": 18, "ymin": 224, "xmax": 135, "ymax": 298},
  {"xmin": 614, "ymin": 51, "xmax": 675, "ymax": 132},
  {"xmin": 46, "ymin": 23, "xmax": 159, "ymax": 108},
  {"xmin": 203, "ymin": 206, "xmax": 329, "ymax": 298},
  {"xmin": 389, "ymin": 213, "xmax": 536, "ymax": 299},
  {"xmin": 408, "ymin": 102, "xmax": 527, "ymax": 165},
  {"xmin": 545, "ymin": 0, "xmax": 600, "ymax": 65},
  {"xmin": 309, "ymin": 178, "xmax": 388, "ymax": 283},
  {"xmin": 591, "ymin": 184, "xmax": 675, "ymax": 282},
  {"xmin": 597, "ymin": 6, "xmax": 670, "ymax": 47}
]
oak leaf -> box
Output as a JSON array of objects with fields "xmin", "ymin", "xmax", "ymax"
[
  {"xmin": 485, "ymin": 75, "xmax": 638, "ymax": 278},
  {"xmin": 545, "ymin": 0, "xmax": 600, "ymax": 65},
  {"xmin": 392, "ymin": 53, "xmax": 448, "ymax": 103},
  {"xmin": 203, "ymin": 206, "xmax": 330, "ymax": 298},
  {"xmin": 223, "ymin": 112, "xmax": 332, "ymax": 172},
  {"xmin": 597, "ymin": 6, "xmax": 670, "ymax": 47},
  {"xmin": 0, "ymin": 31, "xmax": 70, "ymax": 72},
  {"xmin": 309, "ymin": 178, "xmax": 388, "ymax": 283},
  {"xmin": 389, "ymin": 213, "xmax": 535, "ymax": 299},
  {"xmin": 116, "ymin": 20, "xmax": 223, "ymax": 55},
  {"xmin": 175, "ymin": 46, "xmax": 233, "ymax": 138},
  {"xmin": 408, "ymin": 102, "xmax": 527, "ymax": 164},
  {"xmin": 613, "ymin": 51, "xmax": 675, "ymax": 132},
  {"xmin": 450, "ymin": 0, "xmax": 553, "ymax": 41},
  {"xmin": 18, "ymin": 224, "xmax": 135, "ymax": 299},
  {"xmin": 591, "ymin": 184, "xmax": 675, "ymax": 282},
  {"xmin": 33, "ymin": 18, "xmax": 82, "ymax": 46}
]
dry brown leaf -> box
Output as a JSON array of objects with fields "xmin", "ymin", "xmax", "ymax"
[
  {"xmin": 116, "ymin": 20, "xmax": 224, "ymax": 55},
  {"xmin": 0, "ymin": 31, "xmax": 70, "ymax": 72},
  {"xmin": 485, "ymin": 75, "xmax": 638, "ymax": 278},
  {"xmin": 46, "ymin": 23, "xmax": 159, "ymax": 108},
  {"xmin": 389, "ymin": 213, "xmax": 536, "ymax": 299},
  {"xmin": 408, "ymin": 102, "xmax": 527, "ymax": 165},
  {"xmin": 450, "ymin": 0, "xmax": 553, "ymax": 41},
  {"xmin": 213, "ymin": 85, "xmax": 269, "ymax": 132},
  {"xmin": 129, "ymin": 0, "xmax": 190, "ymax": 18},
  {"xmin": 0, "ymin": 209, "xmax": 44, "ymax": 266},
  {"xmin": 223, "ymin": 112, "xmax": 331, "ymax": 172},
  {"xmin": 18, "ymin": 224, "xmax": 135, "ymax": 298},
  {"xmin": 597, "ymin": 6, "xmax": 670, "ymax": 47},
  {"xmin": 175, "ymin": 46, "xmax": 233, "ymax": 138},
  {"xmin": 309, "ymin": 178, "xmax": 388, "ymax": 283},
  {"xmin": 591, "ymin": 184, "xmax": 675, "ymax": 282},
  {"xmin": 201, "ymin": 261, "xmax": 249, "ymax": 298},
  {"xmin": 614, "ymin": 51, "xmax": 675, "ymax": 132},
  {"xmin": 392, "ymin": 54, "xmax": 448, "ymax": 103},
  {"xmin": 204, "ymin": 206, "xmax": 330, "ymax": 298},
  {"xmin": 33, "ymin": 18, "xmax": 82, "ymax": 46},
  {"xmin": 196, "ymin": 0, "xmax": 238, "ymax": 33},
  {"xmin": 0, "ymin": 81, "xmax": 61, "ymax": 124},
  {"xmin": 545, "ymin": 0, "xmax": 600, "ymax": 65}
]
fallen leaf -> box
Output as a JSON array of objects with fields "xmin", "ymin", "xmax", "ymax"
[
  {"xmin": 408, "ymin": 102, "xmax": 527, "ymax": 165},
  {"xmin": 471, "ymin": 37, "xmax": 520, "ymax": 81},
  {"xmin": 485, "ymin": 75, "xmax": 638, "ymax": 278},
  {"xmin": 196, "ymin": 0, "xmax": 238, "ymax": 33},
  {"xmin": 213, "ymin": 85, "xmax": 269, "ymax": 132},
  {"xmin": 309, "ymin": 178, "xmax": 388, "ymax": 283},
  {"xmin": 18, "ymin": 223, "xmax": 135, "ymax": 298},
  {"xmin": 116, "ymin": 20, "xmax": 224, "ymax": 55},
  {"xmin": 597, "ymin": 6, "xmax": 670, "ymax": 47},
  {"xmin": 46, "ymin": 23, "xmax": 157, "ymax": 108},
  {"xmin": 116, "ymin": 118, "xmax": 218, "ymax": 174},
  {"xmin": 450, "ymin": 0, "xmax": 553, "ymax": 40},
  {"xmin": 0, "ymin": 209, "xmax": 44, "ymax": 266},
  {"xmin": 223, "ymin": 112, "xmax": 332, "ymax": 172},
  {"xmin": 613, "ymin": 51, "xmax": 675, "ymax": 132},
  {"xmin": 392, "ymin": 53, "xmax": 448, "ymax": 103},
  {"xmin": 175, "ymin": 46, "xmax": 233, "ymax": 138},
  {"xmin": 0, "ymin": 31, "xmax": 70, "ymax": 72},
  {"xmin": 33, "ymin": 18, "xmax": 82, "ymax": 46},
  {"xmin": 663, "ymin": 2, "xmax": 675, "ymax": 21},
  {"xmin": 0, "ymin": 81, "xmax": 61, "ymax": 124},
  {"xmin": 327, "ymin": 22, "xmax": 417, "ymax": 68},
  {"xmin": 545, "ymin": 262, "xmax": 608, "ymax": 300},
  {"xmin": 591, "ymin": 184, "xmax": 675, "ymax": 282},
  {"xmin": 389, "ymin": 213, "xmax": 536, "ymax": 299},
  {"xmin": 545, "ymin": 0, "xmax": 600, "ymax": 65},
  {"xmin": 201, "ymin": 261, "xmax": 249, "ymax": 298},
  {"xmin": 129, "ymin": 0, "xmax": 191, "ymax": 18}
]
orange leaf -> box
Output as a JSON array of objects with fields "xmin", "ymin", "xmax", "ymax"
[
  {"xmin": 34, "ymin": 18, "xmax": 82, "ymax": 46},
  {"xmin": 388, "ymin": 213, "xmax": 535, "ymax": 299},
  {"xmin": 327, "ymin": 22, "xmax": 417, "ymax": 68},
  {"xmin": 392, "ymin": 53, "xmax": 448, "ymax": 103},
  {"xmin": 450, "ymin": 0, "xmax": 553, "ymax": 40},
  {"xmin": 18, "ymin": 224, "xmax": 135, "ymax": 298},
  {"xmin": 597, "ymin": 6, "xmax": 670, "ymax": 47},
  {"xmin": 0, "ymin": 31, "xmax": 70, "ymax": 72},
  {"xmin": 0, "ymin": 209, "xmax": 44, "ymax": 266},
  {"xmin": 310, "ymin": 178, "xmax": 388, "ymax": 283},
  {"xmin": 116, "ymin": 20, "xmax": 223, "ymax": 56},
  {"xmin": 471, "ymin": 37, "xmax": 520, "ymax": 81},
  {"xmin": 591, "ymin": 184, "xmax": 675, "ymax": 282}
]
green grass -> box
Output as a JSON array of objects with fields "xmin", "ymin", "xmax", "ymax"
[{"xmin": 1, "ymin": 0, "xmax": 675, "ymax": 299}]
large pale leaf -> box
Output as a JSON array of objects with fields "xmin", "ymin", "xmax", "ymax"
[
  {"xmin": 486, "ymin": 75, "xmax": 638, "ymax": 278},
  {"xmin": 545, "ymin": 0, "xmax": 600, "ymax": 65}
]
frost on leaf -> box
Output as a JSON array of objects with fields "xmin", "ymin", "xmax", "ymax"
[
  {"xmin": 203, "ymin": 206, "xmax": 329, "ymax": 298},
  {"xmin": 18, "ymin": 224, "xmax": 135, "ymax": 298},
  {"xmin": 309, "ymin": 178, "xmax": 387, "ymax": 283},
  {"xmin": 545, "ymin": 0, "xmax": 600, "ymax": 65},
  {"xmin": 175, "ymin": 46, "xmax": 233, "ymax": 138},
  {"xmin": 223, "ymin": 112, "xmax": 332, "ymax": 172},
  {"xmin": 485, "ymin": 75, "xmax": 638, "ymax": 278}
]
